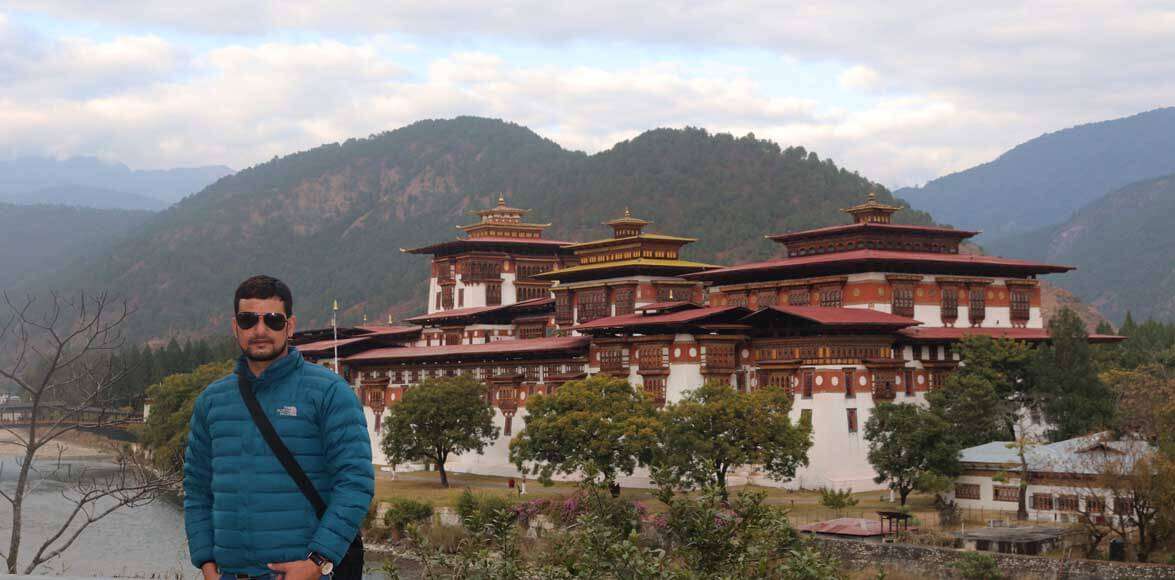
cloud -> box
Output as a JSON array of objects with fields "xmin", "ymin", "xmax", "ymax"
[
  {"xmin": 838, "ymin": 65, "xmax": 880, "ymax": 91},
  {"xmin": 3, "ymin": 2, "xmax": 1175, "ymax": 187}
]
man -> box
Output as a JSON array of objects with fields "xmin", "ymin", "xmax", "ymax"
[{"xmin": 184, "ymin": 275, "xmax": 374, "ymax": 580}]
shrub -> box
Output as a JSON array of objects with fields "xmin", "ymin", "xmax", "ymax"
[
  {"xmin": 819, "ymin": 487, "xmax": 859, "ymax": 512},
  {"xmin": 951, "ymin": 552, "xmax": 1005, "ymax": 580},
  {"xmin": 455, "ymin": 489, "xmax": 517, "ymax": 540},
  {"xmin": 383, "ymin": 498, "xmax": 434, "ymax": 533}
]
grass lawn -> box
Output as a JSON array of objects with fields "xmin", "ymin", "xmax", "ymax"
[{"xmin": 374, "ymin": 469, "xmax": 940, "ymax": 524}]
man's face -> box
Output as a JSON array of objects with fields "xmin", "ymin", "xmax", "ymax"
[{"xmin": 233, "ymin": 297, "xmax": 296, "ymax": 362}]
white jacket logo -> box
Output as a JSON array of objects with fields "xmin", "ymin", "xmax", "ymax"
[{"xmin": 277, "ymin": 405, "xmax": 298, "ymax": 417}]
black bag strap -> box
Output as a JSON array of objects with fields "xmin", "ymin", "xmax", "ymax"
[{"xmin": 238, "ymin": 370, "xmax": 328, "ymax": 519}]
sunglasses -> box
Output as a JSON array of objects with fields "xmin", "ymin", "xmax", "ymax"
[{"xmin": 235, "ymin": 311, "xmax": 289, "ymax": 331}]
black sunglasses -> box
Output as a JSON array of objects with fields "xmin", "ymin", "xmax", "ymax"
[{"xmin": 236, "ymin": 311, "xmax": 288, "ymax": 331}]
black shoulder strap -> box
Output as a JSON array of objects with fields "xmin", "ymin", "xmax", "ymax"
[{"xmin": 238, "ymin": 370, "xmax": 327, "ymax": 519}]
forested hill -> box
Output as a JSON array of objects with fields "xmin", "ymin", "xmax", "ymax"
[
  {"xmin": 895, "ymin": 107, "xmax": 1175, "ymax": 240},
  {"xmin": 25, "ymin": 117, "xmax": 933, "ymax": 342},
  {"xmin": 0, "ymin": 203, "xmax": 153, "ymax": 290},
  {"xmin": 989, "ymin": 172, "xmax": 1175, "ymax": 324}
]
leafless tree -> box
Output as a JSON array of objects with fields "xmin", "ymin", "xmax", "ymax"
[
  {"xmin": 0, "ymin": 291, "xmax": 180, "ymax": 574},
  {"xmin": 1070, "ymin": 440, "xmax": 1169, "ymax": 562}
]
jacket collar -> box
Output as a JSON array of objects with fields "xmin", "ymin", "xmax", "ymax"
[{"xmin": 236, "ymin": 347, "xmax": 304, "ymax": 387}]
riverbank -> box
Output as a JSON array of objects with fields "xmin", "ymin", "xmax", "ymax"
[{"xmin": 0, "ymin": 427, "xmax": 119, "ymax": 459}]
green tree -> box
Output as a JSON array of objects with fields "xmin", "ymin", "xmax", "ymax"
[
  {"xmin": 658, "ymin": 382, "xmax": 811, "ymax": 498},
  {"xmin": 1033, "ymin": 308, "xmax": 1115, "ymax": 440},
  {"xmin": 927, "ymin": 374, "xmax": 1008, "ymax": 448},
  {"xmin": 142, "ymin": 360, "xmax": 235, "ymax": 470},
  {"xmin": 927, "ymin": 335, "xmax": 1035, "ymax": 445},
  {"xmin": 864, "ymin": 403, "xmax": 961, "ymax": 506},
  {"xmin": 509, "ymin": 375, "xmax": 660, "ymax": 494},
  {"xmin": 381, "ymin": 375, "xmax": 499, "ymax": 488}
]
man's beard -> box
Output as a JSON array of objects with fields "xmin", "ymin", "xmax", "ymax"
[{"xmin": 241, "ymin": 337, "xmax": 287, "ymax": 362}]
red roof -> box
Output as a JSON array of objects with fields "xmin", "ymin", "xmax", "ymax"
[
  {"xmin": 296, "ymin": 336, "xmax": 373, "ymax": 354},
  {"xmin": 744, "ymin": 306, "xmax": 922, "ymax": 328},
  {"xmin": 686, "ymin": 249, "xmax": 1073, "ymax": 281},
  {"xmin": 635, "ymin": 301, "xmax": 696, "ymax": 312},
  {"xmin": 405, "ymin": 297, "xmax": 553, "ymax": 324},
  {"xmin": 898, "ymin": 327, "xmax": 1125, "ymax": 343},
  {"xmin": 573, "ymin": 306, "xmax": 747, "ymax": 331},
  {"xmin": 345, "ymin": 335, "xmax": 590, "ymax": 363},
  {"xmin": 768, "ymin": 222, "xmax": 978, "ymax": 242},
  {"xmin": 353, "ymin": 324, "xmax": 423, "ymax": 336},
  {"xmin": 403, "ymin": 237, "xmax": 574, "ymax": 254}
]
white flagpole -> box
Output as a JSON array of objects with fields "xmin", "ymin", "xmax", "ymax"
[{"xmin": 332, "ymin": 299, "xmax": 340, "ymax": 373}]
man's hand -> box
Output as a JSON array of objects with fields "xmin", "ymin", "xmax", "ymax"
[
  {"xmin": 200, "ymin": 561, "xmax": 219, "ymax": 580},
  {"xmin": 268, "ymin": 559, "xmax": 322, "ymax": 580}
]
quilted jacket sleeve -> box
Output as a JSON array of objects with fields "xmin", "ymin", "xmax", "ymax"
[
  {"xmin": 307, "ymin": 378, "xmax": 375, "ymax": 563},
  {"xmin": 183, "ymin": 391, "xmax": 215, "ymax": 568}
]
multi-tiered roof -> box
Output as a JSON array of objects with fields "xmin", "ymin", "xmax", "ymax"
[
  {"xmin": 688, "ymin": 193, "xmax": 1073, "ymax": 284},
  {"xmin": 532, "ymin": 209, "xmax": 719, "ymax": 282},
  {"xmin": 402, "ymin": 194, "xmax": 575, "ymax": 257}
]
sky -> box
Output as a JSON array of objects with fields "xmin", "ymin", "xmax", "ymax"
[{"xmin": 1, "ymin": 1, "xmax": 1173, "ymax": 188}]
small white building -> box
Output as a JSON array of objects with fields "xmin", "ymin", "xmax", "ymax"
[{"xmin": 950, "ymin": 433, "xmax": 1154, "ymax": 524}]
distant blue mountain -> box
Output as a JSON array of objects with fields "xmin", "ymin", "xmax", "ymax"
[
  {"xmin": 896, "ymin": 107, "xmax": 1175, "ymax": 240},
  {"xmin": 0, "ymin": 156, "xmax": 233, "ymax": 209}
]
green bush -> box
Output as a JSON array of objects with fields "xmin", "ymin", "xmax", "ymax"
[
  {"xmin": 951, "ymin": 552, "xmax": 1005, "ymax": 580},
  {"xmin": 455, "ymin": 489, "xmax": 517, "ymax": 540},
  {"xmin": 383, "ymin": 498, "xmax": 434, "ymax": 532}
]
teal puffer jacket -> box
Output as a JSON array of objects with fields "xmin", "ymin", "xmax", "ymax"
[{"xmin": 183, "ymin": 348, "xmax": 374, "ymax": 574}]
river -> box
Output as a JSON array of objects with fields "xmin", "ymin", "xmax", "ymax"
[{"xmin": 0, "ymin": 448, "xmax": 195, "ymax": 578}]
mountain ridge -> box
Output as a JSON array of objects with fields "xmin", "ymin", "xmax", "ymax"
[
  {"xmin": 19, "ymin": 116, "xmax": 935, "ymax": 342},
  {"xmin": 896, "ymin": 107, "xmax": 1175, "ymax": 239}
]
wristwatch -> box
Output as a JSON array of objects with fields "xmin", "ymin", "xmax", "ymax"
[{"xmin": 307, "ymin": 552, "xmax": 334, "ymax": 575}]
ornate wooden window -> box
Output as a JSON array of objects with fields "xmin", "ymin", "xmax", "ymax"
[
  {"xmin": 518, "ymin": 324, "xmax": 545, "ymax": 340},
  {"xmin": 444, "ymin": 332, "xmax": 461, "ymax": 345},
  {"xmin": 441, "ymin": 286, "xmax": 454, "ymax": 310},
  {"xmin": 393, "ymin": 369, "xmax": 403, "ymax": 384},
  {"xmin": 892, "ymin": 284, "xmax": 915, "ymax": 318},
  {"xmin": 643, "ymin": 377, "xmax": 667, "ymax": 406},
  {"xmin": 458, "ymin": 288, "xmax": 465, "ymax": 307},
  {"xmin": 846, "ymin": 408, "xmax": 858, "ymax": 433},
  {"xmin": 819, "ymin": 287, "xmax": 843, "ymax": 308},
  {"xmin": 704, "ymin": 344, "xmax": 736, "ymax": 369},
  {"xmin": 435, "ymin": 291, "xmax": 442, "ymax": 310},
  {"xmin": 638, "ymin": 345, "xmax": 666, "ymax": 370},
  {"xmin": 1011, "ymin": 289, "xmax": 1031, "ymax": 325},
  {"xmin": 1031, "ymin": 494, "xmax": 1054, "ymax": 511},
  {"xmin": 365, "ymin": 389, "xmax": 385, "ymax": 407},
  {"xmin": 599, "ymin": 349, "xmax": 626, "ymax": 373},
  {"xmin": 577, "ymin": 288, "xmax": 609, "ymax": 322},
  {"xmin": 555, "ymin": 293, "xmax": 573, "ymax": 325},
  {"xmin": 523, "ymin": 366, "xmax": 540, "ymax": 381},
  {"xmin": 904, "ymin": 369, "xmax": 914, "ymax": 396},
  {"xmin": 485, "ymin": 283, "xmax": 501, "ymax": 306},
  {"xmin": 516, "ymin": 262, "xmax": 552, "ymax": 279},
  {"xmin": 1057, "ymin": 495, "xmax": 1079, "ymax": 512},
  {"xmin": 435, "ymin": 260, "xmax": 454, "ymax": 281},
  {"xmin": 940, "ymin": 286, "xmax": 959, "ymax": 324},
  {"xmin": 788, "ymin": 288, "xmax": 811, "ymax": 306},
  {"xmin": 993, "ymin": 486, "xmax": 1020, "ymax": 503},
  {"xmin": 756, "ymin": 291, "xmax": 778, "ymax": 308},
  {"xmin": 968, "ymin": 287, "xmax": 986, "ymax": 325},
  {"xmin": 955, "ymin": 483, "xmax": 981, "ymax": 500},
  {"xmin": 516, "ymin": 285, "xmax": 549, "ymax": 302},
  {"xmin": 843, "ymin": 368, "xmax": 855, "ymax": 398},
  {"xmin": 802, "ymin": 370, "xmax": 814, "ymax": 398},
  {"xmin": 1086, "ymin": 496, "xmax": 1106, "ymax": 513},
  {"xmin": 466, "ymin": 260, "xmax": 502, "ymax": 281},
  {"xmin": 613, "ymin": 286, "xmax": 635, "ymax": 316}
]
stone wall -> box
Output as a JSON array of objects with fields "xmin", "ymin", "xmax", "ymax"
[{"xmin": 814, "ymin": 537, "xmax": 1175, "ymax": 580}]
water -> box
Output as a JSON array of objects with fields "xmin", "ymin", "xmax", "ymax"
[{"xmin": 0, "ymin": 453, "xmax": 194, "ymax": 577}]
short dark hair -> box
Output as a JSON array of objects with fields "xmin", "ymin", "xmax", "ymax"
[{"xmin": 234, "ymin": 275, "xmax": 293, "ymax": 315}]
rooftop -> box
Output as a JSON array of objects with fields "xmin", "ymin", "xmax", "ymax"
[
  {"xmin": 532, "ymin": 257, "xmax": 720, "ymax": 281},
  {"xmin": 345, "ymin": 335, "xmax": 590, "ymax": 363},
  {"xmin": 405, "ymin": 297, "xmax": 554, "ymax": 325},
  {"xmin": 573, "ymin": 305, "xmax": 748, "ymax": 332},
  {"xmin": 686, "ymin": 249, "xmax": 1074, "ymax": 282},
  {"xmin": 898, "ymin": 327, "xmax": 1125, "ymax": 343},
  {"xmin": 797, "ymin": 518, "xmax": 899, "ymax": 537},
  {"xmin": 766, "ymin": 221, "xmax": 978, "ymax": 243},
  {"xmin": 741, "ymin": 305, "xmax": 923, "ymax": 328},
  {"xmin": 960, "ymin": 432, "xmax": 1154, "ymax": 475}
]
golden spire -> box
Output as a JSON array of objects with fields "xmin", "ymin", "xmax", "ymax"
[{"xmin": 498, "ymin": 193, "xmax": 506, "ymax": 206}]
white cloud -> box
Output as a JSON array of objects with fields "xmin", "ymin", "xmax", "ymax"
[
  {"xmin": 838, "ymin": 65, "xmax": 880, "ymax": 91},
  {"xmin": 3, "ymin": 2, "xmax": 1175, "ymax": 186}
]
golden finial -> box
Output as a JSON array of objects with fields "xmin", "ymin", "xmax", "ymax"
[
  {"xmin": 388, "ymin": 313, "xmax": 395, "ymax": 324},
  {"xmin": 498, "ymin": 193, "xmax": 506, "ymax": 206},
  {"xmin": 624, "ymin": 207, "xmax": 631, "ymax": 218},
  {"xmin": 867, "ymin": 191, "xmax": 877, "ymax": 202},
  {"xmin": 362, "ymin": 313, "xmax": 368, "ymax": 323},
  {"xmin": 332, "ymin": 299, "xmax": 339, "ymax": 311}
]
